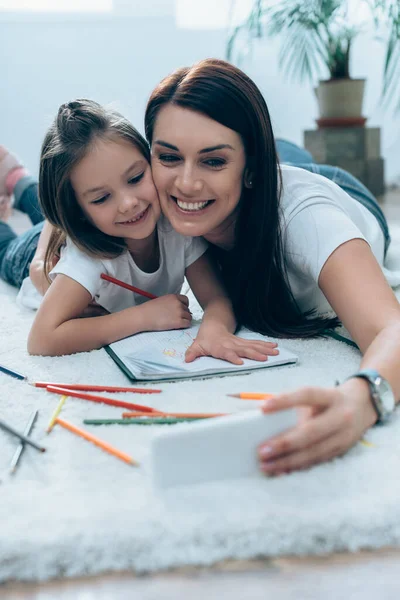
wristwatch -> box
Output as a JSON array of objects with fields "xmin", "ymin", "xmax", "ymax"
[{"xmin": 347, "ymin": 369, "xmax": 395, "ymax": 424}]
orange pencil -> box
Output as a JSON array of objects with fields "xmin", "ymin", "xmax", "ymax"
[
  {"xmin": 227, "ymin": 393, "xmax": 274, "ymax": 400},
  {"xmin": 55, "ymin": 417, "xmax": 138, "ymax": 466},
  {"xmin": 32, "ymin": 382, "xmax": 161, "ymax": 394},
  {"xmin": 122, "ymin": 411, "xmax": 227, "ymax": 419},
  {"xmin": 101, "ymin": 273, "xmax": 157, "ymax": 300},
  {"xmin": 46, "ymin": 385, "xmax": 159, "ymax": 413}
]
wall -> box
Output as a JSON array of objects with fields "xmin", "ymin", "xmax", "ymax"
[{"xmin": 1, "ymin": 9, "xmax": 399, "ymax": 183}]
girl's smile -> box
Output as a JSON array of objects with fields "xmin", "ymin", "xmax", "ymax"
[{"xmin": 115, "ymin": 204, "xmax": 151, "ymax": 226}]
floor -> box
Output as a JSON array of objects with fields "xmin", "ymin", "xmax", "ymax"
[{"xmin": 1, "ymin": 188, "xmax": 400, "ymax": 599}]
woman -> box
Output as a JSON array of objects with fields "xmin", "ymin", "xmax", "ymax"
[{"xmin": 144, "ymin": 58, "xmax": 400, "ymax": 475}]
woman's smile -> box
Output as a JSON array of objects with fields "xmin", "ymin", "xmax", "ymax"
[{"xmin": 171, "ymin": 195, "xmax": 215, "ymax": 213}]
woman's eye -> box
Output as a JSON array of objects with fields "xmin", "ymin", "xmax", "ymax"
[
  {"xmin": 204, "ymin": 158, "xmax": 226, "ymax": 168},
  {"xmin": 91, "ymin": 194, "xmax": 109, "ymax": 205},
  {"xmin": 159, "ymin": 154, "xmax": 180, "ymax": 163},
  {"xmin": 128, "ymin": 172, "xmax": 144, "ymax": 185}
]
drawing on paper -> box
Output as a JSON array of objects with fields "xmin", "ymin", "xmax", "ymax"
[{"xmin": 162, "ymin": 330, "xmax": 196, "ymax": 360}]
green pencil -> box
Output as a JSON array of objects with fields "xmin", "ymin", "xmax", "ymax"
[{"xmin": 83, "ymin": 417, "xmax": 202, "ymax": 426}]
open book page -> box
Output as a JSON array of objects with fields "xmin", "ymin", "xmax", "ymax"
[{"xmin": 107, "ymin": 325, "xmax": 298, "ymax": 380}]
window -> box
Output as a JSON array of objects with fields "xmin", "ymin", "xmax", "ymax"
[
  {"xmin": 0, "ymin": 0, "xmax": 113, "ymax": 12},
  {"xmin": 175, "ymin": 0, "xmax": 254, "ymax": 29}
]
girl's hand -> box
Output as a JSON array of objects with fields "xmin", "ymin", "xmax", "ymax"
[
  {"xmin": 29, "ymin": 254, "xmax": 59, "ymax": 296},
  {"xmin": 141, "ymin": 294, "xmax": 192, "ymax": 331},
  {"xmin": 185, "ymin": 328, "xmax": 279, "ymax": 364},
  {"xmin": 257, "ymin": 378, "xmax": 378, "ymax": 475},
  {"xmin": 77, "ymin": 301, "xmax": 109, "ymax": 318}
]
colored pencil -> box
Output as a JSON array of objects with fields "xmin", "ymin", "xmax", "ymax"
[
  {"xmin": 227, "ymin": 393, "xmax": 274, "ymax": 400},
  {"xmin": 84, "ymin": 418, "xmax": 202, "ymax": 425},
  {"xmin": 9, "ymin": 410, "xmax": 39, "ymax": 474},
  {"xmin": 31, "ymin": 382, "xmax": 161, "ymax": 394},
  {"xmin": 0, "ymin": 363, "xmax": 26, "ymax": 381},
  {"xmin": 47, "ymin": 395, "xmax": 68, "ymax": 433},
  {"xmin": 56, "ymin": 417, "xmax": 138, "ymax": 465},
  {"xmin": 360, "ymin": 438, "xmax": 376, "ymax": 448},
  {"xmin": 46, "ymin": 385, "xmax": 159, "ymax": 413},
  {"xmin": 122, "ymin": 411, "xmax": 227, "ymax": 419},
  {"xmin": 0, "ymin": 418, "xmax": 46, "ymax": 453},
  {"xmin": 101, "ymin": 273, "xmax": 157, "ymax": 300}
]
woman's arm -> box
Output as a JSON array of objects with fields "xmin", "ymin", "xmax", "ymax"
[
  {"xmin": 184, "ymin": 251, "xmax": 279, "ymax": 364},
  {"xmin": 258, "ymin": 238, "xmax": 400, "ymax": 475},
  {"xmin": 28, "ymin": 274, "xmax": 192, "ymax": 356}
]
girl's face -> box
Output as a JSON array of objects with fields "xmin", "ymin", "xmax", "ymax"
[
  {"xmin": 71, "ymin": 136, "xmax": 160, "ymax": 243},
  {"xmin": 151, "ymin": 105, "xmax": 247, "ymax": 239}
]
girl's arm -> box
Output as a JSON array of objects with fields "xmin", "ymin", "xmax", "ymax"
[
  {"xmin": 28, "ymin": 274, "xmax": 191, "ymax": 356},
  {"xmin": 184, "ymin": 251, "xmax": 279, "ymax": 364},
  {"xmin": 29, "ymin": 220, "xmax": 55, "ymax": 295},
  {"xmin": 28, "ymin": 221, "xmax": 110, "ymax": 318},
  {"xmin": 257, "ymin": 238, "xmax": 400, "ymax": 475}
]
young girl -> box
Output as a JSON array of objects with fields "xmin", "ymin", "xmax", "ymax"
[{"xmin": 26, "ymin": 99, "xmax": 278, "ymax": 362}]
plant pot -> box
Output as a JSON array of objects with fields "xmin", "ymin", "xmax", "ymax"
[{"xmin": 315, "ymin": 78, "xmax": 366, "ymax": 119}]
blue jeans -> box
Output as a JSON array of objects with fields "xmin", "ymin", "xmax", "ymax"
[
  {"xmin": 0, "ymin": 176, "xmax": 44, "ymax": 288},
  {"xmin": 276, "ymin": 139, "xmax": 390, "ymax": 255}
]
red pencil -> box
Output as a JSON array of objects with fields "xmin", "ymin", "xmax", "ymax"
[
  {"xmin": 46, "ymin": 385, "xmax": 159, "ymax": 413},
  {"xmin": 101, "ymin": 273, "xmax": 157, "ymax": 300},
  {"xmin": 31, "ymin": 382, "xmax": 161, "ymax": 394}
]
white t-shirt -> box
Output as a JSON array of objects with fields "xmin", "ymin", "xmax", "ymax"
[
  {"xmin": 280, "ymin": 165, "xmax": 385, "ymax": 316},
  {"xmin": 17, "ymin": 215, "xmax": 207, "ymax": 312}
]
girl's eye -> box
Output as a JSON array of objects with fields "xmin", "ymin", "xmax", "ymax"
[
  {"xmin": 204, "ymin": 158, "xmax": 226, "ymax": 168},
  {"xmin": 91, "ymin": 194, "xmax": 109, "ymax": 205},
  {"xmin": 128, "ymin": 172, "xmax": 144, "ymax": 185},
  {"xmin": 159, "ymin": 154, "xmax": 180, "ymax": 163}
]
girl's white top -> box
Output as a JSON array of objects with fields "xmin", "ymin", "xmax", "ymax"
[{"xmin": 17, "ymin": 215, "xmax": 207, "ymax": 311}]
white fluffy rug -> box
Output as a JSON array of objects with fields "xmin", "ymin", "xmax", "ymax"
[{"xmin": 1, "ymin": 225, "xmax": 400, "ymax": 583}]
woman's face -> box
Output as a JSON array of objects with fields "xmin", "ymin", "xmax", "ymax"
[{"xmin": 151, "ymin": 105, "xmax": 247, "ymax": 239}]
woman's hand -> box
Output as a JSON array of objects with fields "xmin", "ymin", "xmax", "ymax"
[
  {"xmin": 258, "ymin": 377, "xmax": 378, "ymax": 475},
  {"xmin": 185, "ymin": 327, "xmax": 279, "ymax": 364}
]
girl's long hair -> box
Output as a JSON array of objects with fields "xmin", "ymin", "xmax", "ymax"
[
  {"xmin": 39, "ymin": 98, "xmax": 150, "ymax": 277},
  {"xmin": 145, "ymin": 58, "xmax": 338, "ymax": 337}
]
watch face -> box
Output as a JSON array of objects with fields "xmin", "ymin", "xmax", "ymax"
[{"xmin": 376, "ymin": 375, "xmax": 396, "ymax": 417}]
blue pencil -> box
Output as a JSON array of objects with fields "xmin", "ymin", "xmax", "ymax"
[{"xmin": 0, "ymin": 364, "xmax": 26, "ymax": 381}]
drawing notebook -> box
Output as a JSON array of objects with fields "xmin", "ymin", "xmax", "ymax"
[{"xmin": 105, "ymin": 325, "xmax": 298, "ymax": 382}]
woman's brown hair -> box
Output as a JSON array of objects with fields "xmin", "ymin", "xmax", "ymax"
[
  {"xmin": 145, "ymin": 58, "xmax": 338, "ymax": 337},
  {"xmin": 39, "ymin": 99, "xmax": 150, "ymax": 278}
]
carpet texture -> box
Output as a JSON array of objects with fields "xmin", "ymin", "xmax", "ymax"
[{"xmin": 1, "ymin": 226, "xmax": 400, "ymax": 583}]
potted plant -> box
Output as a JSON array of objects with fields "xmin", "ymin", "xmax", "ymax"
[{"xmin": 227, "ymin": 0, "xmax": 400, "ymax": 123}]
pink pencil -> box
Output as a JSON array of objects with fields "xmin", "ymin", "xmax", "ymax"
[
  {"xmin": 32, "ymin": 382, "xmax": 161, "ymax": 394},
  {"xmin": 101, "ymin": 273, "xmax": 157, "ymax": 300}
]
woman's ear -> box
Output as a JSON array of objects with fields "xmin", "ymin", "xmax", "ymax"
[{"xmin": 244, "ymin": 168, "xmax": 254, "ymax": 189}]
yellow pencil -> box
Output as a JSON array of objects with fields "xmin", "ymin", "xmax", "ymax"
[
  {"xmin": 360, "ymin": 438, "xmax": 376, "ymax": 448},
  {"xmin": 47, "ymin": 395, "xmax": 68, "ymax": 433},
  {"xmin": 55, "ymin": 417, "xmax": 138, "ymax": 466}
]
